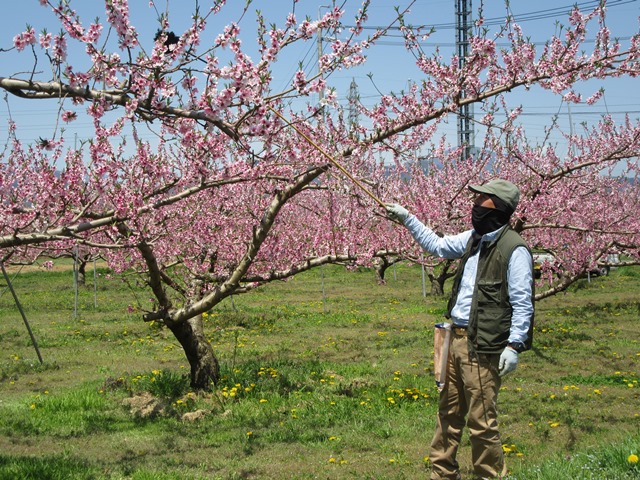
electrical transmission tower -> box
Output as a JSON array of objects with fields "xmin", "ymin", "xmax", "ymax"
[
  {"xmin": 455, "ymin": 0, "xmax": 475, "ymax": 159},
  {"xmin": 348, "ymin": 78, "xmax": 360, "ymax": 139}
]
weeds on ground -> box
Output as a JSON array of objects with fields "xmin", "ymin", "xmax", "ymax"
[{"xmin": 0, "ymin": 263, "xmax": 638, "ymax": 478}]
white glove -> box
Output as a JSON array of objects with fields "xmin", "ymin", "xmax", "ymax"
[
  {"xmin": 498, "ymin": 347, "xmax": 518, "ymax": 377},
  {"xmin": 385, "ymin": 203, "xmax": 410, "ymax": 223}
]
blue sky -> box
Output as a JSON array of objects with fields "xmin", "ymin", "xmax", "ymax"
[{"xmin": 0, "ymin": 0, "xmax": 638, "ymax": 156}]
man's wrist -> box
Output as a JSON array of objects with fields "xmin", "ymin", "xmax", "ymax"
[{"xmin": 507, "ymin": 342, "xmax": 526, "ymax": 353}]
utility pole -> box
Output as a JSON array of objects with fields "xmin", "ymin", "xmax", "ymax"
[
  {"xmin": 455, "ymin": 0, "xmax": 475, "ymax": 160},
  {"xmin": 317, "ymin": 7, "xmax": 325, "ymax": 107},
  {"xmin": 317, "ymin": 2, "xmax": 335, "ymax": 116}
]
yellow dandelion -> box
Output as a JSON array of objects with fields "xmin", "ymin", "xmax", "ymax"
[{"xmin": 628, "ymin": 454, "xmax": 639, "ymax": 464}]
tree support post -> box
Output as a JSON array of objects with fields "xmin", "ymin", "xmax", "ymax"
[{"xmin": 0, "ymin": 262, "xmax": 43, "ymax": 364}]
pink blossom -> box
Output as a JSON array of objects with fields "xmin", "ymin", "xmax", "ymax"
[
  {"xmin": 0, "ymin": 0, "xmax": 637, "ymax": 346},
  {"xmin": 62, "ymin": 111, "xmax": 77, "ymax": 123},
  {"xmin": 52, "ymin": 33, "xmax": 67, "ymax": 62},
  {"xmin": 39, "ymin": 32, "xmax": 52, "ymax": 49},
  {"xmin": 293, "ymin": 70, "xmax": 307, "ymax": 92},
  {"xmin": 586, "ymin": 89, "xmax": 604, "ymax": 105},
  {"xmin": 83, "ymin": 23, "xmax": 103, "ymax": 43},
  {"xmin": 13, "ymin": 27, "xmax": 36, "ymax": 51},
  {"xmin": 563, "ymin": 91, "xmax": 582, "ymax": 103}
]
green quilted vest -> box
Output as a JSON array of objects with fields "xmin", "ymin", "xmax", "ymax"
[{"xmin": 446, "ymin": 226, "xmax": 534, "ymax": 355}]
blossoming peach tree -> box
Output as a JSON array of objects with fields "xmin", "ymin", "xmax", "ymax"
[{"xmin": 0, "ymin": 0, "xmax": 638, "ymax": 388}]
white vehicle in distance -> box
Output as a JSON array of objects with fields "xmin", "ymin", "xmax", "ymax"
[{"xmin": 532, "ymin": 252, "xmax": 619, "ymax": 279}]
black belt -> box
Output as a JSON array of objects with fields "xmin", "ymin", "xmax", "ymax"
[{"xmin": 452, "ymin": 325, "xmax": 468, "ymax": 335}]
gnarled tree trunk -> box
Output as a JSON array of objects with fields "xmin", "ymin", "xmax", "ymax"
[
  {"xmin": 77, "ymin": 257, "xmax": 87, "ymax": 286},
  {"xmin": 428, "ymin": 259, "xmax": 456, "ymax": 296},
  {"xmin": 374, "ymin": 256, "xmax": 391, "ymax": 284},
  {"xmin": 168, "ymin": 315, "xmax": 220, "ymax": 390}
]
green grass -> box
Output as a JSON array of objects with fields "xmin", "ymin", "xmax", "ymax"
[{"xmin": 0, "ymin": 261, "xmax": 639, "ymax": 479}]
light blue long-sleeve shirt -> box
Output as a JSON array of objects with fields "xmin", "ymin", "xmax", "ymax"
[{"xmin": 404, "ymin": 215, "xmax": 533, "ymax": 345}]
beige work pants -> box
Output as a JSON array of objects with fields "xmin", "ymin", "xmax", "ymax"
[{"xmin": 429, "ymin": 329, "xmax": 506, "ymax": 480}]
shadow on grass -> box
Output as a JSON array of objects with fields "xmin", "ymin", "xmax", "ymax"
[{"xmin": 0, "ymin": 454, "xmax": 99, "ymax": 480}]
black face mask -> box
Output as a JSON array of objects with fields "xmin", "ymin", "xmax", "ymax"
[{"xmin": 471, "ymin": 205, "xmax": 510, "ymax": 235}]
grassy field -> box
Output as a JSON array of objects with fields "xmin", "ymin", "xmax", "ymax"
[{"xmin": 0, "ymin": 261, "xmax": 638, "ymax": 479}]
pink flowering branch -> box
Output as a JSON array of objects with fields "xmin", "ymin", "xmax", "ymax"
[{"xmin": 0, "ymin": 1, "xmax": 638, "ymax": 386}]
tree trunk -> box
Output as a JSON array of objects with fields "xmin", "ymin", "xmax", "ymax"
[
  {"xmin": 77, "ymin": 258, "xmax": 87, "ymax": 286},
  {"xmin": 428, "ymin": 260, "xmax": 455, "ymax": 296},
  {"xmin": 374, "ymin": 256, "xmax": 390, "ymax": 285},
  {"xmin": 168, "ymin": 315, "xmax": 220, "ymax": 390},
  {"xmin": 430, "ymin": 277, "xmax": 445, "ymax": 296}
]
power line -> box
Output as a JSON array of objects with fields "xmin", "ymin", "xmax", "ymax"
[
  {"xmin": 335, "ymin": 98, "xmax": 640, "ymax": 117},
  {"xmin": 346, "ymin": 0, "xmax": 637, "ymax": 31},
  {"xmin": 373, "ymin": 36, "xmax": 634, "ymax": 46}
]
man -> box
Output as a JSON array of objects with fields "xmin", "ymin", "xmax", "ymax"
[{"xmin": 386, "ymin": 179, "xmax": 534, "ymax": 480}]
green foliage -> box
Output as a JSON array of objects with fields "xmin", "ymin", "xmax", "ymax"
[
  {"xmin": 0, "ymin": 454, "xmax": 100, "ymax": 480},
  {"xmin": 560, "ymin": 373, "xmax": 638, "ymax": 387},
  {"xmin": 0, "ymin": 385, "xmax": 122, "ymax": 438},
  {"xmin": 132, "ymin": 369, "xmax": 191, "ymax": 400},
  {"xmin": 0, "ymin": 359, "xmax": 59, "ymax": 381},
  {"xmin": 618, "ymin": 266, "xmax": 640, "ymax": 278},
  {"xmin": 507, "ymin": 433, "xmax": 640, "ymax": 479}
]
